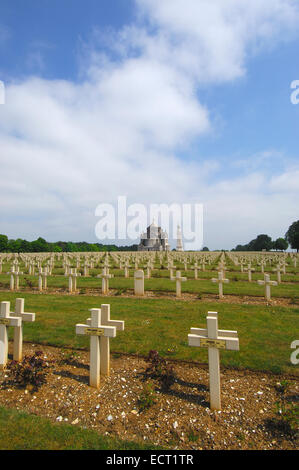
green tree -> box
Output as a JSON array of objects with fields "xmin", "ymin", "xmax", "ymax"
[
  {"xmin": 247, "ymin": 234, "xmax": 273, "ymax": 251},
  {"xmin": 0, "ymin": 234, "xmax": 8, "ymax": 252},
  {"xmin": 285, "ymin": 220, "xmax": 299, "ymax": 252},
  {"xmin": 65, "ymin": 242, "xmax": 79, "ymax": 252},
  {"xmin": 50, "ymin": 244, "xmax": 62, "ymax": 252},
  {"xmin": 273, "ymin": 238, "xmax": 288, "ymax": 251},
  {"xmin": 30, "ymin": 237, "xmax": 49, "ymax": 252},
  {"xmin": 7, "ymin": 239, "xmax": 23, "ymax": 252}
]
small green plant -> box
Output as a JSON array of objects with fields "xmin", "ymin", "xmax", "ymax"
[
  {"xmin": 145, "ymin": 350, "xmax": 176, "ymax": 391},
  {"xmin": 166, "ymin": 345, "xmax": 178, "ymax": 355},
  {"xmin": 115, "ymin": 287, "xmax": 127, "ymax": 296},
  {"xmin": 9, "ymin": 351, "xmax": 50, "ymax": 391},
  {"xmin": 274, "ymin": 401, "xmax": 299, "ymax": 434},
  {"xmin": 58, "ymin": 349, "xmax": 80, "ymax": 366},
  {"xmin": 23, "ymin": 277, "xmax": 34, "ymax": 288},
  {"xmin": 137, "ymin": 383, "xmax": 157, "ymax": 412},
  {"xmin": 275, "ymin": 380, "xmax": 290, "ymax": 394},
  {"xmin": 187, "ymin": 429, "xmax": 199, "ymax": 442},
  {"xmin": 236, "ymin": 432, "xmax": 245, "ymax": 441}
]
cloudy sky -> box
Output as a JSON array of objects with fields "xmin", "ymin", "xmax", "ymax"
[{"xmin": 0, "ymin": 0, "xmax": 299, "ymax": 250}]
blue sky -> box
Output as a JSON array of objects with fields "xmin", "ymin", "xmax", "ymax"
[
  {"xmin": 0, "ymin": 0, "xmax": 135, "ymax": 81},
  {"xmin": 0, "ymin": 0, "xmax": 299, "ymax": 249}
]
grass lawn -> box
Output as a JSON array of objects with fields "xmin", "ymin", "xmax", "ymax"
[
  {"xmin": 0, "ymin": 406, "xmax": 160, "ymax": 450},
  {"xmin": 0, "ymin": 291, "xmax": 298, "ymax": 375},
  {"xmin": 1, "ymin": 271, "xmax": 299, "ymax": 299}
]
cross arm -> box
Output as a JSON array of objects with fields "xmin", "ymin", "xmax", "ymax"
[
  {"xmin": 190, "ymin": 327, "xmax": 238, "ymax": 338},
  {"xmin": 76, "ymin": 323, "xmax": 117, "ymax": 337},
  {"xmin": 188, "ymin": 333, "xmax": 239, "ymax": 351},
  {"xmin": 0, "ymin": 317, "xmax": 22, "ymax": 327},
  {"xmin": 86, "ymin": 318, "xmax": 124, "ymax": 331},
  {"xmin": 18, "ymin": 312, "xmax": 35, "ymax": 322}
]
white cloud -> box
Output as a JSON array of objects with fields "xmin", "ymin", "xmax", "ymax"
[
  {"xmin": 135, "ymin": 0, "xmax": 299, "ymax": 82},
  {"xmin": 0, "ymin": 0, "xmax": 299, "ymax": 248}
]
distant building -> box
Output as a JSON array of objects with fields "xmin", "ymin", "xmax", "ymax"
[
  {"xmin": 138, "ymin": 221, "xmax": 170, "ymax": 251},
  {"xmin": 176, "ymin": 225, "xmax": 184, "ymax": 252}
]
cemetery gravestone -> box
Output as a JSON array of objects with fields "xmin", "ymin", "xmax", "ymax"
[{"xmin": 188, "ymin": 311, "xmax": 239, "ymax": 410}]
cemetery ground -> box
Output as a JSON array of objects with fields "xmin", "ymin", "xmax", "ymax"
[{"xmin": 0, "ymin": 291, "xmax": 298, "ymax": 450}]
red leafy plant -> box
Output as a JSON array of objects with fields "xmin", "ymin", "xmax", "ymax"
[{"xmin": 9, "ymin": 351, "xmax": 50, "ymax": 391}]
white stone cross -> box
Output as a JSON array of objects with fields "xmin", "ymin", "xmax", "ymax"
[
  {"xmin": 0, "ymin": 301, "xmax": 22, "ymax": 369},
  {"xmin": 36, "ymin": 267, "xmax": 49, "ymax": 291},
  {"xmin": 45, "ymin": 261, "xmax": 53, "ymax": 276},
  {"xmin": 28, "ymin": 262, "xmax": 35, "ymax": 275},
  {"xmin": 260, "ymin": 259, "xmax": 266, "ymax": 273},
  {"xmin": 12, "ymin": 298, "xmax": 35, "ymax": 361},
  {"xmin": 124, "ymin": 260, "xmax": 131, "ymax": 278},
  {"xmin": 134, "ymin": 269, "xmax": 145, "ymax": 296},
  {"xmin": 217, "ymin": 262, "xmax": 226, "ymax": 277},
  {"xmin": 103, "ymin": 257, "xmax": 110, "ymax": 270},
  {"xmin": 188, "ymin": 311, "xmax": 239, "ymax": 410},
  {"xmin": 76, "ymin": 308, "xmax": 119, "ymax": 388},
  {"xmin": 7, "ymin": 266, "xmax": 23, "ymax": 291},
  {"xmin": 171, "ymin": 270, "xmax": 187, "ymax": 298},
  {"xmin": 273, "ymin": 265, "xmax": 282, "ymax": 284},
  {"xmin": 240, "ymin": 260, "xmax": 244, "ymax": 273},
  {"xmin": 211, "ymin": 271, "xmax": 229, "ymax": 298},
  {"xmin": 146, "ymin": 261, "xmax": 153, "ymax": 279},
  {"xmin": 86, "ymin": 304, "xmax": 124, "ymax": 376},
  {"xmin": 168, "ymin": 262, "xmax": 177, "ymax": 279},
  {"xmin": 68, "ymin": 268, "xmax": 81, "ymax": 293},
  {"xmin": 83, "ymin": 262, "xmax": 90, "ymax": 277},
  {"xmin": 191, "ymin": 262, "xmax": 199, "ymax": 280},
  {"xmin": 280, "ymin": 261, "xmax": 288, "ymax": 275},
  {"xmin": 97, "ymin": 267, "xmax": 114, "ymax": 295},
  {"xmin": 257, "ymin": 274, "xmax": 277, "ymax": 301},
  {"xmin": 244, "ymin": 264, "xmax": 255, "ymax": 282}
]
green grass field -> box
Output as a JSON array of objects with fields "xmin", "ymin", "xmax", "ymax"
[
  {"xmin": 0, "ymin": 291, "xmax": 298, "ymax": 375},
  {"xmin": 1, "ymin": 270, "xmax": 299, "ymax": 298},
  {"xmin": 0, "ymin": 253, "xmax": 298, "ymax": 450},
  {"xmin": 0, "ymin": 406, "xmax": 160, "ymax": 450}
]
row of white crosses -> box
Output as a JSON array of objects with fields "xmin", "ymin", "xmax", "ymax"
[
  {"xmin": 0, "ymin": 299, "xmax": 35, "ymax": 369},
  {"xmin": 75, "ymin": 304, "xmax": 240, "ymax": 411},
  {"xmin": 0, "ymin": 295, "xmax": 241, "ymax": 411}
]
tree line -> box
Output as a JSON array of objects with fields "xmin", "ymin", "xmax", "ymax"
[
  {"xmin": 0, "ymin": 235, "xmax": 138, "ymax": 253},
  {"xmin": 231, "ymin": 221, "xmax": 299, "ymax": 252},
  {"xmin": 0, "ymin": 220, "xmax": 298, "ymax": 253}
]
